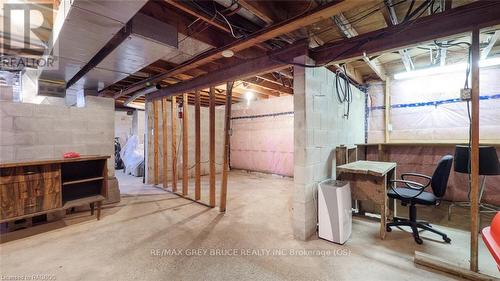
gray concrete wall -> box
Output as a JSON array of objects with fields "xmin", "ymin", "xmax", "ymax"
[
  {"xmin": 145, "ymin": 100, "xmax": 225, "ymax": 185},
  {"xmin": 0, "ymin": 96, "xmax": 119, "ymax": 203},
  {"xmin": 115, "ymin": 111, "xmax": 133, "ymax": 148},
  {"xmin": 293, "ymin": 57, "xmax": 366, "ymax": 240},
  {"xmin": 132, "ymin": 109, "xmax": 145, "ymax": 144}
]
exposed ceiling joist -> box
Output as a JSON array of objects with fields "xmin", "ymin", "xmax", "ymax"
[
  {"xmin": 243, "ymin": 77, "xmax": 293, "ymax": 95},
  {"xmin": 438, "ymin": 0, "xmax": 451, "ymax": 66},
  {"xmin": 384, "ymin": 0, "xmax": 414, "ymax": 71},
  {"xmin": 329, "ymin": 64, "xmax": 363, "ymax": 86},
  {"xmin": 312, "ymin": 1, "xmax": 500, "ymax": 65},
  {"xmin": 113, "ymin": 0, "xmax": 362, "ymax": 99},
  {"xmin": 237, "ymin": 0, "xmax": 275, "ymax": 25},
  {"xmin": 147, "ymin": 41, "xmax": 307, "ymax": 100},
  {"xmin": 333, "ymin": 13, "xmax": 386, "ymax": 81},
  {"xmin": 481, "ymin": 30, "xmax": 500, "ymax": 59},
  {"xmin": 164, "ymin": 0, "xmax": 231, "ymax": 33}
]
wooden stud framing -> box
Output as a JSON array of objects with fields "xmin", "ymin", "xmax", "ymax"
[
  {"xmin": 162, "ymin": 97, "xmax": 168, "ymax": 189},
  {"xmin": 384, "ymin": 77, "xmax": 391, "ymax": 143},
  {"xmin": 171, "ymin": 96, "xmax": 178, "ymax": 192},
  {"xmin": 195, "ymin": 90, "xmax": 201, "ymax": 200},
  {"xmin": 182, "ymin": 93, "xmax": 189, "ymax": 196},
  {"xmin": 469, "ymin": 25, "xmax": 480, "ymax": 273},
  {"xmin": 153, "ymin": 100, "xmax": 159, "ymax": 185},
  {"xmin": 209, "ymin": 87, "xmax": 216, "ymax": 207},
  {"xmin": 220, "ymin": 82, "xmax": 233, "ymax": 212}
]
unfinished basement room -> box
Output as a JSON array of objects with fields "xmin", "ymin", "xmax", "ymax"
[{"xmin": 1, "ymin": 0, "xmax": 500, "ymax": 280}]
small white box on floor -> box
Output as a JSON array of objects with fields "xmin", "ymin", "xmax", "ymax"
[{"xmin": 318, "ymin": 180, "xmax": 352, "ymax": 244}]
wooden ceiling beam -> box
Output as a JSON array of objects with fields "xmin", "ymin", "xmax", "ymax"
[
  {"xmin": 333, "ymin": 12, "xmax": 386, "ymax": 81},
  {"xmin": 239, "ymin": 84, "xmax": 280, "ymax": 97},
  {"xmin": 243, "ymin": 77, "xmax": 293, "ymax": 95},
  {"xmin": 237, "ymin": 0, "xmax": 275, "ymax": 25},
  {"xmin": 164, "ymin": 0, "xmax": 231, "ymax": 33},
  {"xmin": 312, "ymin": 1, "xmax": 500, "ymax": 65},
  {"xmin": 380, "ymin": 0, "xmax": 415, "ymax": 71},
  {"xmin": 328, "ymin": 63, "xmax": 363, "ymax": 86},
  {"xmin": 147, "ymin": 41, "xmax": 307, "ymax": 101},
  {"xmin": 114, "ymin": 0, "xmax": 362, "ymax": 99}
]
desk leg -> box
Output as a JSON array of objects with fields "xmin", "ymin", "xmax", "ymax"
[
  {"xmin": 380, "ymin": 204, "xmax": 386, "ymax": 239},
  {"xmin": 380, "ymin": 176, "xmax": 388, "ymax": 240},
  {"xmin": 96, "ymin": 201, "xmax": 102, "ymax": 220}
]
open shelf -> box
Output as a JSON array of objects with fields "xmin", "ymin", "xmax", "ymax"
[
  {"xmin": 62, "ymin": 195, "xmax": 105, "ymax": 209},
  {"xmin": 61, "ymin": 160, "xmax": 105, "ymax": 183},
  {"xmin": 62, "ymin": 176, "xmax": 104, "ymax": 186}
]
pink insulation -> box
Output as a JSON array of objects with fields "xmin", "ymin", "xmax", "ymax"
[{"xmin": 230, "ymin": 96, "xmax": 294, "ymax": 176}]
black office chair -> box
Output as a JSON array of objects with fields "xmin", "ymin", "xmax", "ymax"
[{"xmin": 386, "ymin": 155, "xmax": 454, "ymax": 244}]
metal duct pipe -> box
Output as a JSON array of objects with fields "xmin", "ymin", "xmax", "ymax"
[{"xmin": 123, "ymin": 85, "xmax": 159, "ymax": 108}]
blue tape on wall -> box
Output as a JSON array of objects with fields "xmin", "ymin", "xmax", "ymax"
[
  {"xmin": 231, "ymin": 111, "xmax": 294, "ymax": 120},
  {"xmin": 369, "ymin": 94, "xmax": 500, "ymax": 111}
]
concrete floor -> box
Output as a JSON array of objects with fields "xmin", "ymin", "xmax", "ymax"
[{"xmin": 0, "ymin": 171, "xmax": 498, "ymax": 280}]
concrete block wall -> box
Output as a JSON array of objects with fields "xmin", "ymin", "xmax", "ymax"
[
  {"xmin": 115, "ymin": 111, "xmax": 133, "ymax": 147},
  {"xmin": 0, "ymin": 96, "xmax": 119, "ymax": 202},
  {"xmin": 145, "ymin": 100, "xmax": 225, "ymax": 185},
  {"xmin": 132, "ymin": 109, "xmax": 145, "ymax": 144},
  {"xmin": 293, "ymin": 56, "xmax": 366, "ymax": 240}
]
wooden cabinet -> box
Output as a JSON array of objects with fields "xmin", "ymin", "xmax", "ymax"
[{"xmin": 0, "ymin": 156, "xmax": 109, "ymax": 223}]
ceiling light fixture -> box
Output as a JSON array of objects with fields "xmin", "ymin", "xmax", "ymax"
[
  {"xmin": 245, "ymin": 91, "xmax": 254, "ymax": 101},
  {"xmin": 221, "ymin": 49, "xmax": 234, "ymax": 58}
]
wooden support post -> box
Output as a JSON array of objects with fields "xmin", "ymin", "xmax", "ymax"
[
  {"xmin": 171, "ymin": 96, "xmax": 178, "ymax": 192},
  {"xmin": 195, "ymin": 90, "xmax": 201, "ymax": 200},
  {"xmin": 182, "ymin": 93, "xmax": 189, "ymax": 196},
  {"xmin": 384, "ymin": 77, "xmax": 391, "ymax": 143},
  {"xmin": 162, "ymin": 97, "xmax": 168, "ymax": 189},
  {"xmin": 153, "ymin": 100, "xmax": 159, "ymax": 185},
  {"xmin": 470, "ymin": 25, "xmax": 480, "ymax": 273},
  {"xmin": 220, "ymin": 82, "xmax": 233, "ymax": 212},
  {"xmin": 209, "ymin": 87, "xmax": 216, "ymax": 207}
]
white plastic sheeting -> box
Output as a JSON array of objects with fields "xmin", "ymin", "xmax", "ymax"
[
  {"xmin": 368, "ymin": 67, "xmax": 500, "ymax": 143},
  {"xmin": 121, "ymin": 135, "xmax": 144, "ymax": 175}
]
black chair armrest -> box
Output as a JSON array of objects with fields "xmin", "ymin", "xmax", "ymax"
[
  {"xmin": 401, "ymin": 172, "xmax": 432, "ymax": 187},
  {"xmin": 389, "ymin": 179, "xmax": 426, "ymax": 199}
]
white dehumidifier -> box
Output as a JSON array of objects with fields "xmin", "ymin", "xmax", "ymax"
[{"xmin": 318, "ymin": 180, "xmax": 352, "ymax": 244}]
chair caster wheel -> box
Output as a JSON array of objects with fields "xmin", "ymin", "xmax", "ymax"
[
  {"xmin": 414, "ymin": 237, "xmax": 423, "ymax": 244},
  {"xmin": 386, "ymin": 226, "xmax": 392, "ymax": 232},
  {"xmin": 443, "ymin": 237, "xmax": 451, "ymax": 243}
]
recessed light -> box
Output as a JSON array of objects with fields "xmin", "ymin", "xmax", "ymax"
[{"xmin": 222, "ymin": 49, "xmax": 234, "ymax": 58}]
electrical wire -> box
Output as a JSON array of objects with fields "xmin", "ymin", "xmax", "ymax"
[
  {"xmin": 335, "ymin": 65, "xmax": 353, "ymax": 119},
  {"xmin": 309, "ymin": 0, "xmax": 408, "ymax": 42},
  {"xmin": 307, "ymin": 0, "xmax": 436, "ymax": 69}
]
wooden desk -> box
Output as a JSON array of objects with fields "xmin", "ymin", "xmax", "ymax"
[
  {"xmin": 0, "ymin": 156, "xmax": 109, "ymax": 223},
  {"xmin": 337, "ymin": 160, "xmax": 397, "ymax": 239}
]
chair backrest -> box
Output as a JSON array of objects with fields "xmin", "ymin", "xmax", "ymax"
[{"xmin": 431, "ymin": 155, "xmax": 454, "ymax": 198}]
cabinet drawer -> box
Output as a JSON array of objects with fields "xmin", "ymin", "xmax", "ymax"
[
  {"xmin": 0, "ymin": 164, "xmax": 60, "ymax": 185},
  {"xmin": 0, "ymin": 178, "xmax": 61, "ymax": 220}
]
